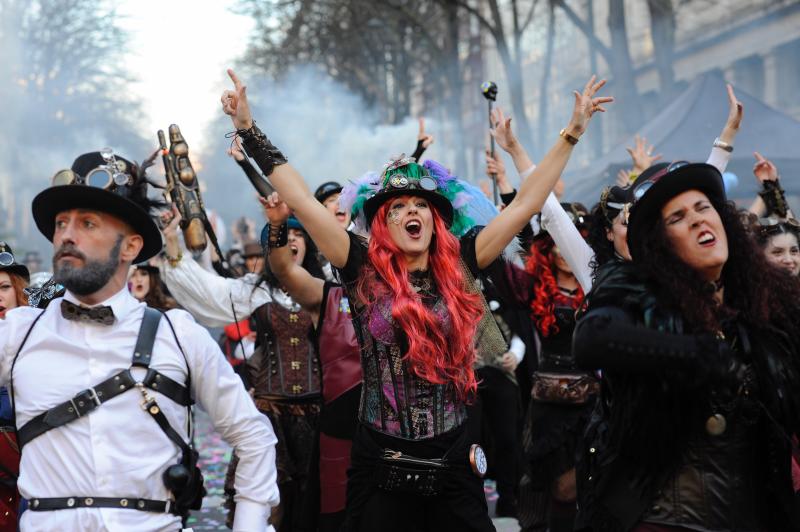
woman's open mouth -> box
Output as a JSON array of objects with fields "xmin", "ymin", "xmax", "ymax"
[
  {"xmin": 697, "ymin": 230, "xmax": 716, "ymax": 247},
  {"xmin": 405, "ymin": 220, "xmax": 422, "ymax": 239},
  {"xmin": 289, "ymin": 245, "xmax": 299, "ymax": 259}
]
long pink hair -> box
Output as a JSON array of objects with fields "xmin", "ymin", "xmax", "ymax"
[{"xmin": 356, "ymin": 201, "xmax": 484, "ymax": 399}]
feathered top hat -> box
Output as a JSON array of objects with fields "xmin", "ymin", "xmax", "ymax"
[
  {"xmin": 32, "ymin": 149, "xmax": 164, "ymax": 263},
  {"xmin": 340, "ymin": 156, "xmax": 498, "ymax": 238}
]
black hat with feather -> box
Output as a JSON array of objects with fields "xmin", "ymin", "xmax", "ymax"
[{"xmin": 32, "ymin": 149, "xmax": 165, "ymax": 262}]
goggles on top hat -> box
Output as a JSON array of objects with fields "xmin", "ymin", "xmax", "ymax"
[{"xmin": 51, "ymin": 147, "xmax": 132, "ymax": 190}]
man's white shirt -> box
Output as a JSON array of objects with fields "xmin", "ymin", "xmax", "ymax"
[{"xmin": 0, "ymin": 287, "xmax": 278, "ymax": 531}]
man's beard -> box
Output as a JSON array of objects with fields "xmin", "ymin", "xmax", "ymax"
[{"xmin": 53, "ymin": 235, "xmax": 123, "ymax": 296}]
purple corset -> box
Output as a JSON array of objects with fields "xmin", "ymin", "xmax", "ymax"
[{"xmin": 355, "ymin": 295, "xmax": 466, "ymax": 440}]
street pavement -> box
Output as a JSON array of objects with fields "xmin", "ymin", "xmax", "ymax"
[{"xmin": 188, "ymin": 409, "xmax": 521, "ymax": 531}]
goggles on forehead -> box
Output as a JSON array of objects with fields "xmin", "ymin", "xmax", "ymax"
[
  {"xmin": 630, "ymin": 160, "xmax": 690, "ymax": 203},
  {"xmin": 51, "ymin": 148, "xmax": 131, "ymax": 190}
]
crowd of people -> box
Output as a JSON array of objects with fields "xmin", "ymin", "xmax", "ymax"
[{"xmin": 0, "ymin": 67, "xmax": 797, "ymax": 532}]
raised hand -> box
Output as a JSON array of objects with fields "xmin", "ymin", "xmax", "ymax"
[
  {"xmin": 418, "ymin": 118, "xmax": 434, "ymax": 149},
  {"xmin": 221, "ymin": 69, "xmax": 253, "ymax": 130},
  {"xmin": 724, "ymin": 83, "xmax": 743, "ymax": 133},
  {"xmin": 489, "ymin": 107, "xmax": 518, "ymax": 153},
  {"xmin": 160, "ymin": 204, "xmax": 182, "ymax": 238},
  {"xmin": 567, "ymin": 75, "xmax": 614, "ymax": 137},
  {"xmin": 259, "ymin": 192, "xmax": 291, "ymax": 225},
  {"xmin": 626, "ymin": 134, "xmax": 662, "ymax": 174},
  {"xmin": 753, "ymin": 152, "xmax": 779, "ymax": 183}
]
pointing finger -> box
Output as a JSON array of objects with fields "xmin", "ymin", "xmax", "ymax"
[{"xmin": 227, "ymin": 69, "xmax": 242, "ymax": 91}]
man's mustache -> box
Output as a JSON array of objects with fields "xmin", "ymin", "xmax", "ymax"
[{"xmin": 53, "ymin": 245, "xmax": 87, "ymax": 262}]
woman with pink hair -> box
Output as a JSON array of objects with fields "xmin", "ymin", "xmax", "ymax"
[{"xmin": 221, "ymin": 69, "xmax": 612, "ymax": 531}]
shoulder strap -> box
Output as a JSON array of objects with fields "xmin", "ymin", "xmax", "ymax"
[
  {"xmin": 10, "ymin": 309, "xmax": 48, "ymax": 432},
  {"xmin": 132, "ymin": 307, "xmax": 163, "ymax": 368}
]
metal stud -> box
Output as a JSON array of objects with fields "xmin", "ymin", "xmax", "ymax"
[
  {"xmin": 120, "ymin": 499, "xmax": 128, "ymax": 507},
  {"xmin": 67, "ymin": 498, "xmax": 75, "ymax": 507},
  {"xmin": 85, "ymin": 498, "xmax": 94, "ymax": 506},
  {"xmin": 137, "ymin": 500, "xmax": 145, "ymax": 509}
]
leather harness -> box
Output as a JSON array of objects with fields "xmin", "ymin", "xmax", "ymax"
[{"xmin": 9, "ymin": 306, "xmax": 194, "ymax": 515}]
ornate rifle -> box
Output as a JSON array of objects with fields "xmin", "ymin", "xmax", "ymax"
[{"xmin": 158, "ymin": 124, "xmax": 230, "ymax": 274}]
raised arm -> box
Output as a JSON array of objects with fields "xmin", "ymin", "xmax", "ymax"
[
  {"xmin": 261, "ymin": 194, "xmax": 325, "ymax": 320},
  {"xmin": 161, "ymin": 207, "xmax": 272, "ymax": 327},
  {"xmin": 475, "ymin": 76, "xmax": 613, "ymax": 269},
  {"xmin": 706, "ymin": 83, "xmax": 742, "ymax": 173},
  {"xmin": 221, "ymin": 69, "xmax": 351, "ymax": 268}
]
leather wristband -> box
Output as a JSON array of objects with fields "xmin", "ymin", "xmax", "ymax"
[
  {"xmin": 758, "ymin": 179, "xmax": 789, "ymax": 218},
  {"xmin": 236, "ymin": 122, "xmax": 288, "ymax": 177},
  {"xmin": 266, "ymin": 223, "xmax": 288, "ymax": 249}
]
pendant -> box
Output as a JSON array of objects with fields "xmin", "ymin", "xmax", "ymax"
[{"xmin": 705, "ymin": 413, "xmax": 727, "ymax": 436}]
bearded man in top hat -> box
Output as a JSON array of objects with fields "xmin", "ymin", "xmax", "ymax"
[{"xmin": 0, "ymin": 150, "xmax": 279, "ymax": 531}]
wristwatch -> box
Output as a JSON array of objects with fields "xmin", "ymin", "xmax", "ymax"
[{"xmin": 713, "ymin": 137, "xmax": 733, "ymax": 153}]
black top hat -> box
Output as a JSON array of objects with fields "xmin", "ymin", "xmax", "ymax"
[
  {"xmin": 0, "ymin": 242, "xmax": 30, "ymax": 283},
  {"xmin": 32, "ymin": 150, "xmax": 163, "ymax": 263},
  {"xmin": 627, "ymin": 161, "xmax": 725, "ymax": 261},
  {"xmin": 599, "ymin": 184, "xmax": 631, "ymax": 226},
  {"xmin": 314, "ymin": 181, "xmax": 343, "ymax": 204}
]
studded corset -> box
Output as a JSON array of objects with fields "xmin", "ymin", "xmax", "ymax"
[{"xmin": 251, "ymin": 301, "xmax": 321, "ymax": 398}]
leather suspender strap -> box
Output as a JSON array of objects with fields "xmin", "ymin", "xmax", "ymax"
[
  {"xmin": 16, "ymin": 307, "xmax": 191, "ymax": 449},
  {"xmin": 132, "ymin": 308, "xmax": 163, "ymax": 368},
  {"xmin": 17, "ymin": 370, "xmax": 138, "ymax": 448}
]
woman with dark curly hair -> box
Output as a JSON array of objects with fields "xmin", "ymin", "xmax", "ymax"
[{"xmin": 574, "ymin": 161, "xmax": 800, "ymax": 531}]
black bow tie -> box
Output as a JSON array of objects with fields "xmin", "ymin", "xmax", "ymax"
[{"xmin": 61, "ymin": 300, "xmax": 116, "ymax": 326}]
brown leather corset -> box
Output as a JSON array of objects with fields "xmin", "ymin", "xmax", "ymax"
[{"xmin": 251, "ymin": 302, "xmax": 321, "ymax": 398}]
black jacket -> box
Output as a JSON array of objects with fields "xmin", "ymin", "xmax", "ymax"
[{"xmin": 572, "ymin": 260, "xmax": 800, "ymax": 531}]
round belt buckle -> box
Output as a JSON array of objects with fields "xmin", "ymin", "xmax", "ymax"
[{"xmin": 469, "ymin": 443, "xmax": 488, "ymax": 478}]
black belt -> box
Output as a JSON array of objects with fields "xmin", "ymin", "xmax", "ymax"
[{"xmin": 28, "ymin": 496, "xmax": 178, "ymax": 514}]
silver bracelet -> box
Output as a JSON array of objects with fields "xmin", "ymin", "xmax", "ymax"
[{"xmin": 713, "ymin": 137, "xmax": 733, "ymax": 153}]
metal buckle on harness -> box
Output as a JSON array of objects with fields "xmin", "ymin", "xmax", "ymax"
[
  {"xmin": 69, "ymin": 387, "xmax": 102, "ymax": 417},
  {"xmin": 135, "ymin": 382, "xmax": 159, "ymax": 414}
]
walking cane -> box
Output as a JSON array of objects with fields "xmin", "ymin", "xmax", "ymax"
[{"xmin": 481, "ymin": 81, "xmax": 499, "ymax": 205}]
